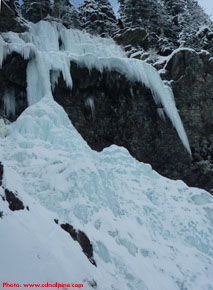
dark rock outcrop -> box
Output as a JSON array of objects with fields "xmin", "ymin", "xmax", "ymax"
[
  {"xmin": 163, "ymin": 49, "xmax": 213, "ymax": 190},
  {"xmin": 114, "ymin": 28, "xmax": 148, "ymax": 49},
  {"xmin": 86, "ymin": 280, "xmax": 97, "ymax": 289},
  {"xmin": 0, "ymin": 162, "xmax": 3, "ymax": 186},
  {"xmin": 61, "ymin": 223, "xmax": 96, "ymax": 266},
  {"xmin": 0, "ymin": 53, "xmax": 28, "ymax": 121},
  {"xmin": 0, "ymin": 0, "xmax": 26, "ymax": 33},
  {"xmin": 5, "ymin": 189, "xmax": 25, "ymax": 211}
]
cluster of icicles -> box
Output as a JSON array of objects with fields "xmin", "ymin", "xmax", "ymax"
[{"xmin": 0, "ymin": 20, "xmax": 191, "ymax": 153}]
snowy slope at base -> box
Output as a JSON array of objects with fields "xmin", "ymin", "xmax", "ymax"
[
  {"xmin": 0, "ymin": 186, "xmax": 97, "ymax": 287},
  {"xmin": 0, "ymin": 97, "xmax": 212, "ymax": 290}
]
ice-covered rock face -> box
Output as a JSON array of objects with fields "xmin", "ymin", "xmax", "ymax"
[
  {"xmin": 1, "ymin": 97, "xmax": 212, "ymax": 290},
  {"xmin": 0, "ymin": 20, "xmax": 191, "ymax": 153}
]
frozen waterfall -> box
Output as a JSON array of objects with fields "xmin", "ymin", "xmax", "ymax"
[{"xmin": 0, "ymin": 20, "xmax": 191, "ymax": 153}]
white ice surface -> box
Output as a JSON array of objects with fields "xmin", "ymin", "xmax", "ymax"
[
  {"xmin": 0, "ymin": 119, "xmax": 10, "ymax": 138},
  {"xmin": 0, "ymin": 97, "xmax": 212, "ymax": 290},
  {"xmin": 0, "ymin": 20, "xmax": 191, "ymax": 153}
]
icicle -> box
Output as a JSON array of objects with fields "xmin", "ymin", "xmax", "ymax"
[
  {"xmin": 50, "ymin": 53, "xmax": 72, "ymax": 89},
  {"xmin": 27, "ymin": 52, "xmax": 72, "ymax": 106},
  {"xmin": 50, "ymin": 70, "xmax": 61, "ymax": 91},
  {"xmin": 20, "ymin": 44, "xmax": 36, "ymax": 60},
  {"xmin": 130, "ymin": 87, "xmax": 134, "ymax": 98},
  {"xmin": 0, "ymin": 36, "xmax": 4, "ymax": 68},
  {"xmin": 1, "ymin": 32, "xmax": 36, "ymax": 63},
  {"xmin": 27, "ymin": 52, "xmax": 52, "ymax": 106},
  {"xmin": 3, "ymin": 89, "xmax": 16, "ymax": 118},
  {"xmin": 157, "ymin": 108, "xmax": 166, "ymax": 121},
  {"xmin": 85, "ymin": 97, "xmax": 95, "ymax": 120}
]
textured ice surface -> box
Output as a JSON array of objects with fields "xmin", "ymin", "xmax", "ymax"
[
  {"xmin": 1, "ymin": 97, "xmax": 212, "ymax": 290},
  {"xmin": 0, "ymin": 20, "xmax": 191, "ymax": 153}
]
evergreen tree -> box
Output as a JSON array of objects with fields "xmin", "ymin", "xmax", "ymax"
[
  {"xmin": 163, "ymin": 0, "xmax": 187, "ymax": 17},
  {"xmin": 79, "ymin": 0, "xmax": 117, "ymax": 37},
  {"xmin": 118, "ymin": 0, "xmax": 162, "ymax": 29},
  {"xmin": 21, "ymin": 0, "xmax": 51, "ymax": 23},
  {"xmin": 53, "ymin": 0, "xmax": 81, "ymax": 29},
  {"xmin": 163, "ymin": 0, "xmax": 213, "ymax": 49},
  {"xmin": 117, "ymin": 0, "xmax": 175, "ymax": 55},
  {"xmin": 118, "ymin": 0, "xmax": 213, "ymax": 55},
  {"xmin": 179, "ymin": 0, "xmax": 212, "ymax": 47}
]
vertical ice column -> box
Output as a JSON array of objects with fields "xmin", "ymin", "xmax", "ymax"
[
  {"xmin": 0, "ymin": 36, "xmax": 4, "ymax": 68},
  {"xmin": 27, "ymin": 52, "xmax": 52, "ymax": 106},
  {"xmin": 3, "ymin": 89, "xmax": 16, "ymax": 118},
  {"xmin": 121, "ymin": 58, "xmax": 191, "ymax": 154},
  {"xmin": 85, "ymin": 97, "xmax": 95, "ymax": 120}
]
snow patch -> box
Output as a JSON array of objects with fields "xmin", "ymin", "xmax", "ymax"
[
  {"xmin": 0, "ymin": 119, "xmax": 10, "ymax": 138},
  {"xmin": 163, "ymin": 47, "xmax": 195, "ymax": 69}
]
